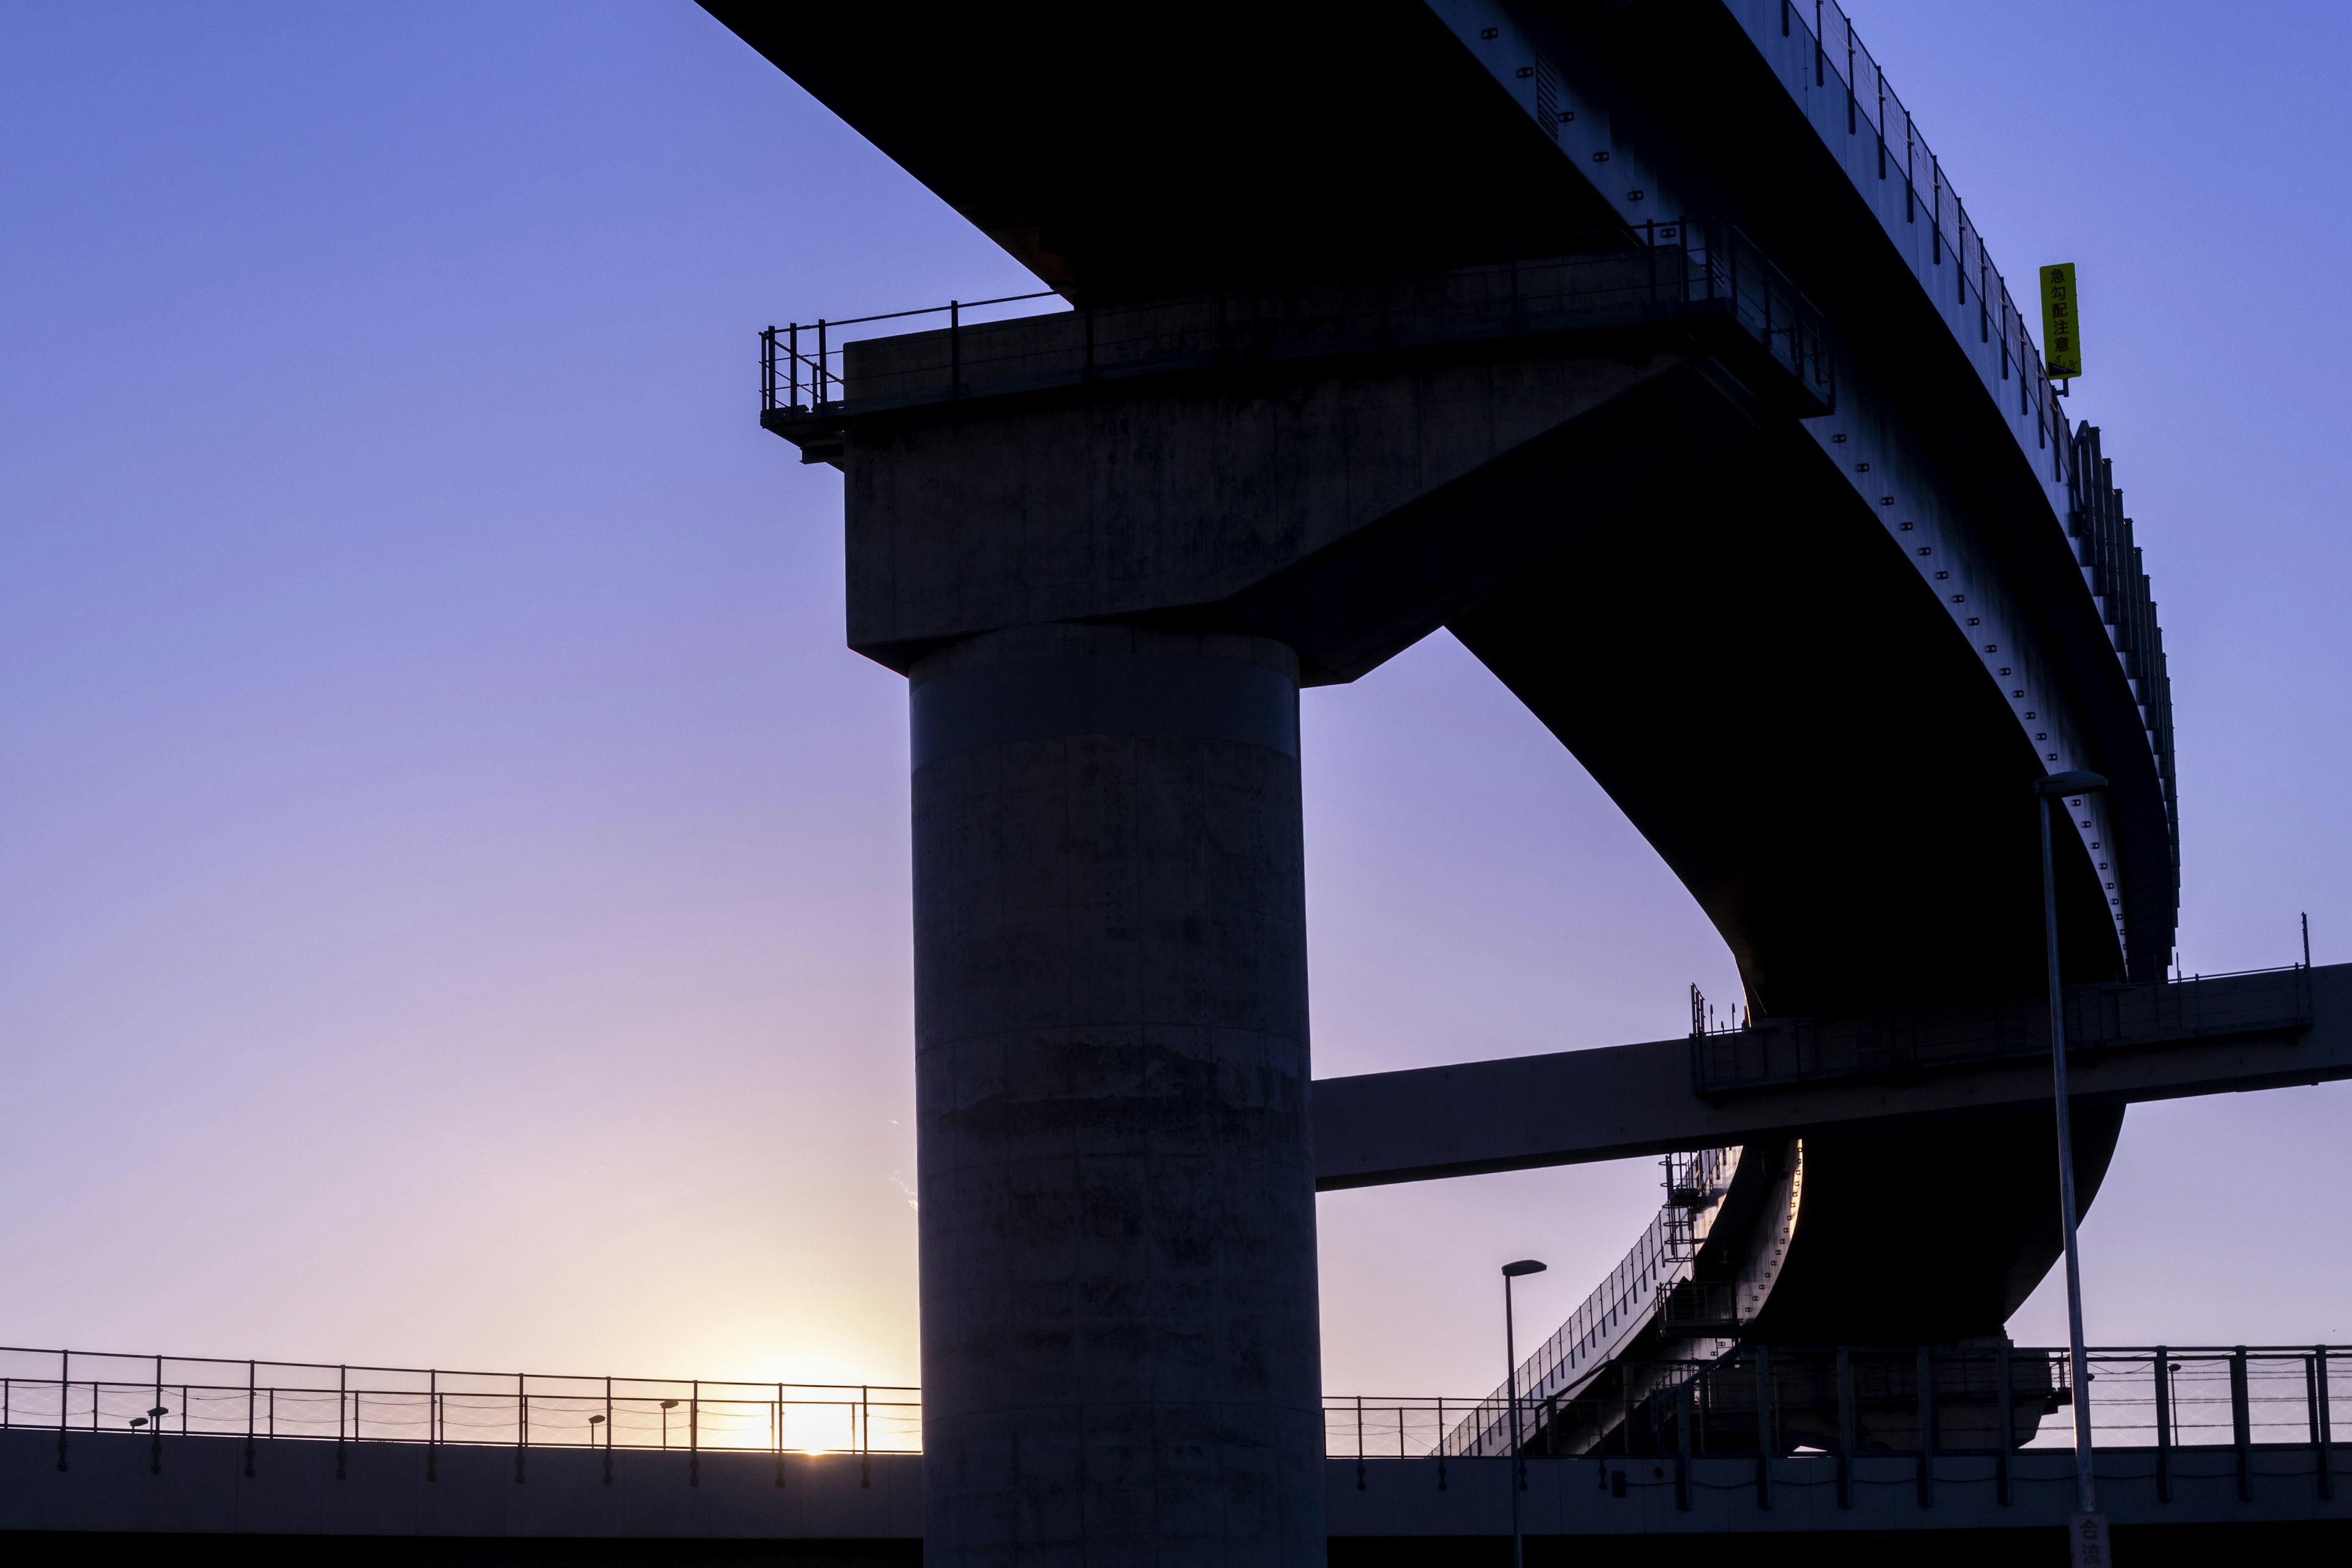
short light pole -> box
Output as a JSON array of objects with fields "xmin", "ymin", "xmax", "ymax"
[
  {"xmin": 1502, "ymin": 1259, "xmax": 1547, "ymax": 1568},
  {"xmin": 2036, "ymin": 769, "xmax": 2109, "ymax": 1549},
  {"xmin": 661, "ymin": 1398, "xmax": 679, "ymax": 1449}
]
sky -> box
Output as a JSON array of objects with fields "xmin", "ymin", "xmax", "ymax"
[{"xmin": 2, "ymin": 1, "xmax": 2348, "ymax": 1405}]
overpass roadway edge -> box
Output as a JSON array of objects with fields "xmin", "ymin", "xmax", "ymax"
[{"xmin": 1311, "ymin": 963, "xmax": 2351, "ymax": 1191}]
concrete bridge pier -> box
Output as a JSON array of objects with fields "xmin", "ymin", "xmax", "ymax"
[{"xmin": 910, "ymin": 622, "xmax": 1324, "ymax": 1567}]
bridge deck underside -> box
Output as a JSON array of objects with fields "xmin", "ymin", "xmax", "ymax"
[{"xmin": 1447, "ymin": 418, "xmax": 2127, "ymax": 1341}]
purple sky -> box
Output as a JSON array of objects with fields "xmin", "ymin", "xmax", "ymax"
[{"xmin": 4, "ymin": 1, "xmax": 2348, "ymax": 1401}]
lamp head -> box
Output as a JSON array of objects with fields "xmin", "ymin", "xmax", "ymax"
[{"xmin": 1501, "ymin": 1259, "xmax": 1548, "ymax": 1278}]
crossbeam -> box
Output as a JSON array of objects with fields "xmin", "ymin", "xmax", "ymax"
[{"xmin": 1311, "ymin": 964, "xmax": 2348, "ymax": 1190}]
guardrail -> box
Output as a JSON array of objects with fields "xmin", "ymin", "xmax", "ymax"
[
  {"xmin": 1442, "ymin": 1148, "xmax": 1743, "ymax": 1461},
  {"xmin": 758, "ymin": 218, "xmax": 1833, "ymax": 428},
  {"xmin": 1776, "ymin": 0, "xmax": 2066, "ymax": 476},
  {"xmin": 1, "ymin": 1346, "xmax": 917, "ymax": 1479},
  {"xmin": 1774, "ymin": 1, "xmax": 2180, "ymax": 907},
  {"xmin": 9, "ymin": 1340, "xmax": 2335, "ymax": 1501},
  {"xmin": 1690, "ymin": 964, "xmax": 2312, "ymax": 1097},
  {"xmin": 1329, "ymin": 1344, "xmax": 2341, "ymax": 1502}
]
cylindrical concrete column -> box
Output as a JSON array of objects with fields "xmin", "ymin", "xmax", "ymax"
[{"xmin": 910, "ymin": 622, "xmax": 1323, "ymax": 1567}]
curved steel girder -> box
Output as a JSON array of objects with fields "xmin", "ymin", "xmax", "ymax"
[{"xmin": 1447, "ymin": 421, "xmax": 2128, "ymax": 1340}]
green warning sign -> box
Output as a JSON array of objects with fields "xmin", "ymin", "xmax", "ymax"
[{"xmin": 2040, "ymin": 263, "xmax": 2083, "ymax": 379}]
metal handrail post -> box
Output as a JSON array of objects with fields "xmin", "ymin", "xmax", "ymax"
[
  {"xmin": 2315, "ymin": 1348, "xmax": 2334, "ymax": 1502},
  {"xmin": 151, "ymin": 1354, "xmax": 163, "ymax": 1476},
  {"xmin": 516, "ymin": 1374, "xmax": 529, "ymax": 1483},
  {"xmin": 426, "ymin": 1369, "xmax": 437, "ymax": 1483},
  {"xmin": 56, "ymin": 1350, "xmax": 67, "ymax": 1472},
  {"xmin": 815, "ymin": 320, "xmax": 828, "ymax": 407},
  {"xmin": 949, "ymin": 300, "xmax": 960, "ymax": 399},
  {"xmin": 336, "ymin": 1365, "xmax": 347, "ymax": 1482},
  {"xmin": 788, "ymin": 323, "xmax": 799, "ymax": 409},
  {"xmin": 2154, "ymin": 1348, "xmax": 2171, "ymax": 1503},
  {"xmin": 2233, "ymin": 1348, "xmax": 2252, "ymax": 1502},
  {"xmin": 690, "ymin": 1380, "xmax": 701, "ymax": 1488},
  {"xmin": 1673, "ymin": 1379, "xmax": 1691, "ymax": 1512}
]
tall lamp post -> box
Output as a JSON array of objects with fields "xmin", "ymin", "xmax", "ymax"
[
  {"xmin": 1501, "ymin": 1259, "xmax": 1547, "ymax": 1568},
  {"xmin": 2036, "ymin": 769, "xmax": 2108, "ymax": 1540}
]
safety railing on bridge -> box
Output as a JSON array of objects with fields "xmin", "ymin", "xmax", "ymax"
[
  {"xmin": 1324, "ymin": 1345, "xmax": 2343, "ymax": 1480},
  {"xmin": 1689, "ymin": 963, "xmax": 2312, "ymax": 1098},
  {"xmin": 1442, "ymin": 1147, "xmax": 1741, "ymax": 1460},
  {"xmin": 11, "ymin": 1340, "xmax": 2334, "ymax": 1490},
  {"xmin": 0, "ymin": 1346, "xmax": 918, "ymax": 1476},
  {"xmin": 1782, "ymin": 7, "xmax": 2183, "ymax": 881},
  {"xmin": 759, "ymin": 219, "xmax": 1832, "ymax": 426},
  {"xmin": 2070, "ymin": 419, "xmax": 2180, "ymax": 884},
  {"xmin": 1777, "ymin": 0, "xmax": 2070, "ymax": 484}
]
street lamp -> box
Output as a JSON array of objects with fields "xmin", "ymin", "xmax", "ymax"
[
  {"xmin": 1501, "ymin": 1259, "xmax": 1547, "ymax": 1568},
  {"xmin": 660, "ymin": 1398, "xmax": 679, "ymax": 1449},
  {"xmin": 589, "ymin": 1412, "xmax": 606, "ymax": 1449},
  {"xmin": 2035, "ymin": 769, "xmax": 2107, "ymax": 1530}
]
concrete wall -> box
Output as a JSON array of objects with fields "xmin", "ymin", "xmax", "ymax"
[
  {"xmin": 1324, "ymin": 1449, "xmax": 2351, "ymax": 1535},
  {"xmin": 11, "ymin": 1431, "xmax": 2342, "ymax": 1543},
  {"xmin": 0, "ymin": 1427, "xmax": 918, "ymax": 1539}
]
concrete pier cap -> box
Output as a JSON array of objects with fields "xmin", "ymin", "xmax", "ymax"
[{"xmin": 909, "ymin": 622, "xmax": 1324, "ymax": 1566}]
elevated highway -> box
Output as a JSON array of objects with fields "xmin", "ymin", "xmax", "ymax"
[{"xmin": 706, "ymin": 1, "xmax": 2187, "ymax": 1558}]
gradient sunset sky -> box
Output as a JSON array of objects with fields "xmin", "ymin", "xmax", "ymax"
[{"xmin": 4, "ymin": 0, "xmax": 2348, "ymax": 1400}]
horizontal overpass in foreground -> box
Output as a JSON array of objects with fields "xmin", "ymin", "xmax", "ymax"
[
  {"xmin": 2, "ymin": 1427, "xmax": 2344, "ymax": 1562},
  {"xmin": 2, "ymin": 1341, "xmax": 2346, "ymax": 1561}
]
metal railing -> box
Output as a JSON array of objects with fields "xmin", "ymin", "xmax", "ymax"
[
  {"xmin": 758, "ymin": 219, "xmax": 1832, "ymax": 424},
  {"xmin": 1778, "ymin": 0, "xmax": 2067, "ymax": 480},
  {"xmin": 1444, "ymin": 1147, "xmax": 1742, "ymax": 1459},
  {"xmin": 1777, "ymin": 5, "xmax": 2185, "ymax": 891},
  {"xmin": 1, "ymin": 1346, "xmax": 917, "ymax": 1478},
  {"xmin": 760, "ymin": 289, "xmax": 1061, "ymax": 415},
  {"xmin": 10, "ymin": 1339, "xmax": 2334, "ymax": 1502},
  {"xmin": 1691, "ymin": 963, "xmax": 2312, "ymax": 1097},
  {"xmin": 2070, "ymin": 420, "xmax": 2179, "ymax": 889},
  {"xmin": 1327, "ymin": 1345, "xmax": 2342, "ymax": 1490}
]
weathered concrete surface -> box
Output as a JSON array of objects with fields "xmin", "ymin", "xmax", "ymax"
[
  {"xmin": 844, "ymin": 342, "xmax": 1755, "ymax": 681},
  {"xmin": 911, "ymin": 624, "xmax": 1322, "ymax": 1567}
]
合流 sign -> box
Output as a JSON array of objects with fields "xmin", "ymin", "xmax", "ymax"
[{"xmin": 2040, "ymin": 262, "xmax": 2083, "ymax": 379}]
